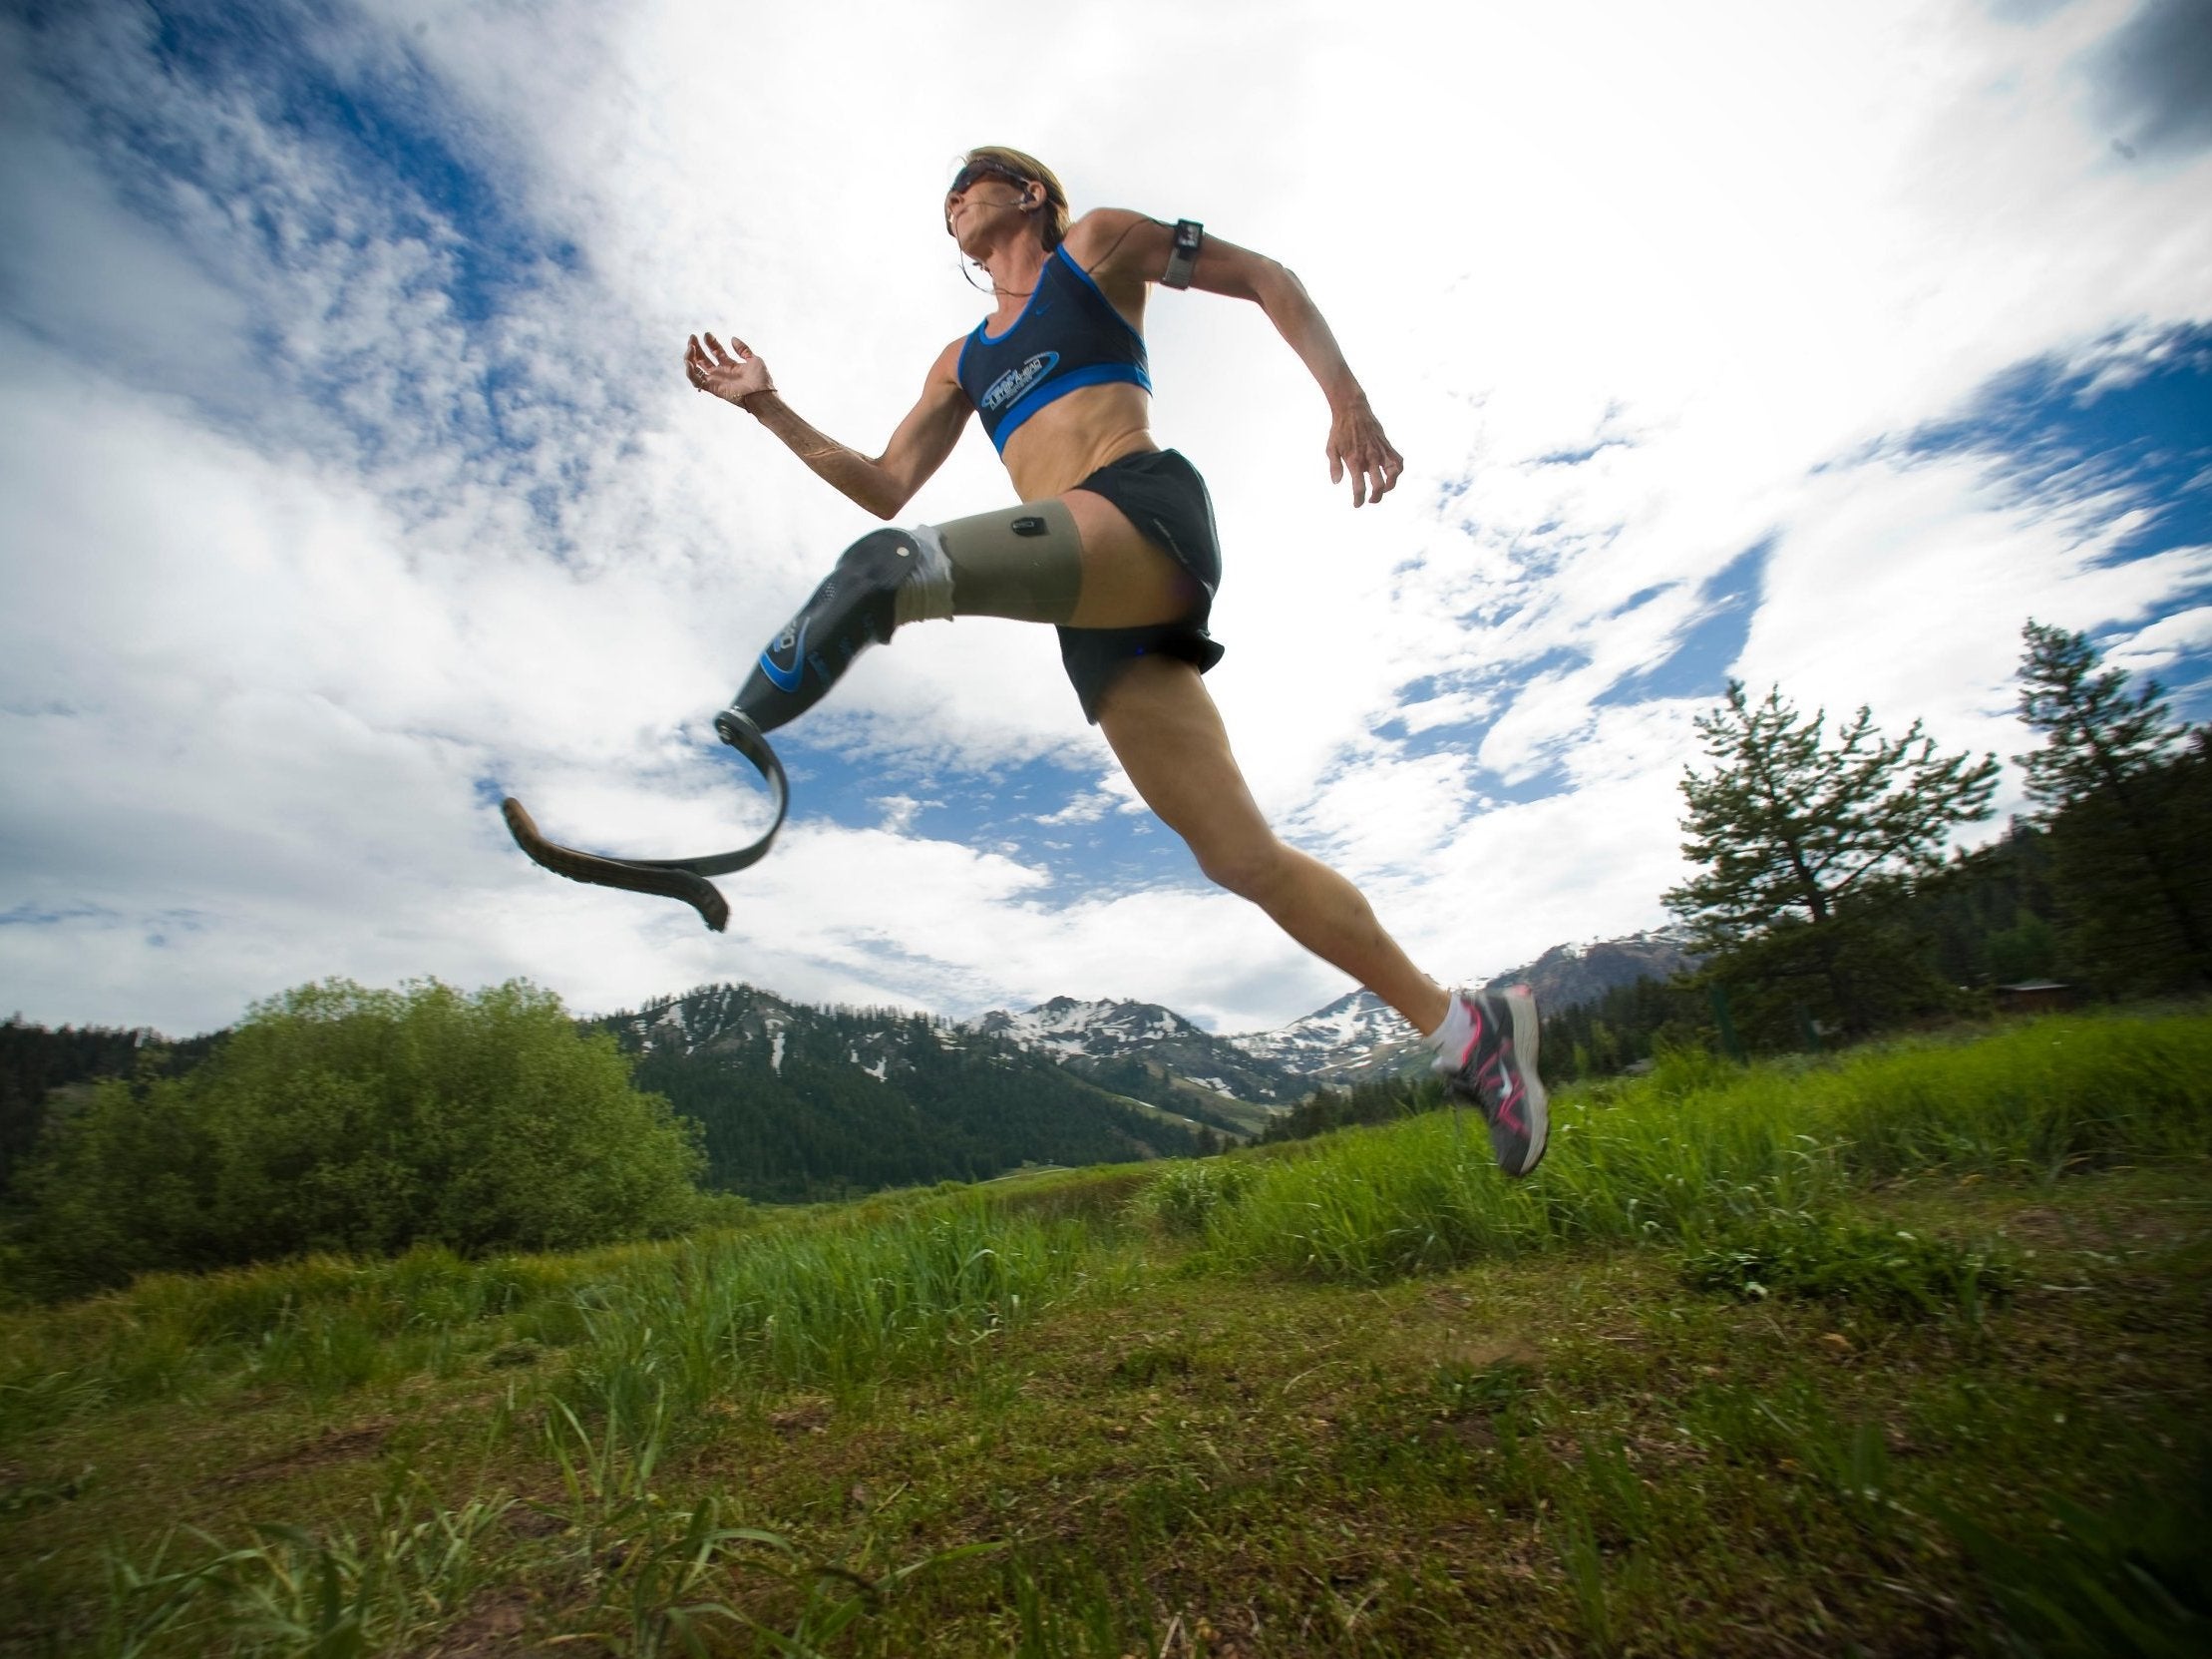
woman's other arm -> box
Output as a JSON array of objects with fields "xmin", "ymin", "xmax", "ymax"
[{"xmin": 1068, "ymin": 210, "xmax": 1404, "ymax": 508}]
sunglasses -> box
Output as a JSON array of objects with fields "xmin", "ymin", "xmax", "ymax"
[
  {"xmin": 944, "ymin": 163, "xmax": 1039, "ymax": 233},
  {"xmin": 946, "ymin": 161, "xmax": 1031, "ymax": 201}
]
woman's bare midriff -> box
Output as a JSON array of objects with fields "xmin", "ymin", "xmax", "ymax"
[{"xmin": 1000, "ymin": 382, "xmax": 1158, "ymax": 502}]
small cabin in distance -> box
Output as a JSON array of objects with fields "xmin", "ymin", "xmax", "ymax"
[{"xmin": 1993, "ymin": 981, "xmax": 2078, "ymax": 1016}]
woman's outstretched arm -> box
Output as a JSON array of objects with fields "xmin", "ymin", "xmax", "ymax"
[{"xmin": 686, "ymin": 332, "xmax": 972, "ymax": 520}]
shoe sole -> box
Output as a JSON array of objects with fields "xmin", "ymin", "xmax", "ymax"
[{"xmin": 1504, "ymin": 987, "xmax": 1549, "ymax": 1176}]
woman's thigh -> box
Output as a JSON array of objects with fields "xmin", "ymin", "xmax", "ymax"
[
  {"xmin": 1094, "ymin": 655, "xmax": 1274, "ymax": 875},
  {"xmin": 1060, "ymin": 488, "xmax": 1205, "ymax": 629}
]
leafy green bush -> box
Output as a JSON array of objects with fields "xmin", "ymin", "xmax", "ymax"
[{"xmin": 11, "ymin": 980, "xmax": 705, "ymax": 1296}]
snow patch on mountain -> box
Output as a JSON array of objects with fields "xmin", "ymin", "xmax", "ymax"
[{"xmin": 1231, "ymin": 990, "xmax": 1424, "ymax": 1085}]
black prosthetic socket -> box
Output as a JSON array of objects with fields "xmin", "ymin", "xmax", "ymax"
[
  {"xmin": 507, "ymin": 527, "xmax": 917, "ymax": 929},
  {"xmin": 733, "ymin": 528, "xmax": 921, "ymax": 734}
]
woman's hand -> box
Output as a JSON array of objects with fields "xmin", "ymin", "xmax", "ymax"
[
  {"xmin": 1327, "ymin": 394, "xmax": 1403, "ymax": 508},
  {"xmin": 686, "ymin": 332, "xmax": 774, "ymax": 408}
]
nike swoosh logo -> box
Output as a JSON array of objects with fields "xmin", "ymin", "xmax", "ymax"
[{"xmin": 759, "ymin": 620, "xmax": 808, "ymax": 692}]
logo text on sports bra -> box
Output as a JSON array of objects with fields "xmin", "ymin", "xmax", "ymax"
[{"xmin": 980, "ymin": 351, "xmax": 1060, "ymax": 413}]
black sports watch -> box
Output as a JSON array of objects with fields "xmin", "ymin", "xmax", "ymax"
[{"xmin": 1162, "ymin": 218, "xmax": 1204, "ymax": 289}]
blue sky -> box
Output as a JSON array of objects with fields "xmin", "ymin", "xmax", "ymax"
[{"xmin": 2, "ymin": 0, "xmax": 2208, "ymax": 1037}]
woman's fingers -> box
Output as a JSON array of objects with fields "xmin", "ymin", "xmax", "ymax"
[
  {"xmin": 1328, "ymin": 407, "xmax": 1404, "ymax": 507},
  {"xmin": 1369, "ymin": 443, "xmax": 1402, "ymax": 502},
  {"xmin": 684, "ymin": 331, "xmax": 768, "ymax": 403},
  {"xmin": 1333, "ymin": 442, "xmax": 1402, "ymax": 508},
  {"xmin": 1340, "ymin": 421, "xmax": 1402, "ymax": 507}
]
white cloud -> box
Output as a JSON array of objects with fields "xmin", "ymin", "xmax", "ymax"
[
  {"xmin": 3, "ymin": 0, "xmax": 2209, "ymax": 1038},
  {"xmin": 1034, "ymin": 791, "xmax": 1115, "ymax": 827},
  {"xmin": 2107, "ymin": 603, "xmax": 2212, "ymax": 672}
]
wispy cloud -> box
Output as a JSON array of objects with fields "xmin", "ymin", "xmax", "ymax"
[{"xmin": 2, "ymin": 0, "xmax": 2208, "ymax": 1037}]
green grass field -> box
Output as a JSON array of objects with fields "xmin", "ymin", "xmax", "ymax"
[{"xmin": 2, "ymin": 1011, "xmax": 2208, "ymax": 1656}]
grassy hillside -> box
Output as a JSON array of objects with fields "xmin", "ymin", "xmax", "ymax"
[{"xmin": 2, "ymin": 1011, "xmax": 2207, "ymax": 1656}]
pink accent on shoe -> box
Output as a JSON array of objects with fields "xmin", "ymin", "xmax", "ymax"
[{"xmin": 1452, "ymin": 999, "xmax": 1486, "ymax": 1069}]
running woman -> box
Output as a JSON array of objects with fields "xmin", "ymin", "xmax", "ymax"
[{"xmin": 685, "ymin": 148, "xmax": 1545, "ymax": 1176}]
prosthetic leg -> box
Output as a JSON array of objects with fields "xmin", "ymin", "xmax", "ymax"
[
  {"xmin": 504, "ymin": 507, "xmax": 1081, "ymax": 930},
  {"xmin": 501, "ymin": 710, "xmax": 784, "ymax": 933}
]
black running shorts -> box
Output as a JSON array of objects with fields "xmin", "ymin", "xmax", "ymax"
[{"xmin": 1057, "ymin": 448, "xmax": 1227, "ymax": 723}]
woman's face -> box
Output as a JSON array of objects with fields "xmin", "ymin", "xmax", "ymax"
[{"xmin": 944, "ymin": 164, "xmax": 1031, "ymax": 247}]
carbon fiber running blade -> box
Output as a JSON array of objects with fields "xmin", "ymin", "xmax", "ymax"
[
  {"xmin": 499, "ymin": 708, "xmax": 788, "ymax": 931},
  {"xmin": 502, "ymin": 797, "xmax": 731, "ymax": 931}
]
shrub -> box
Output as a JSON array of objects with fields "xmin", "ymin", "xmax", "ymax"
[{"xmin": 11, "ymin": 980, "xmax": 705, "ymax": 1295}]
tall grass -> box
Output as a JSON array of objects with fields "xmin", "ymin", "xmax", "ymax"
[
  {"xmin": 0, "ymin": 1244, "xmax": 599, "ymax": 1443},
  {"xmin": 93, "ymin": 1485, "xmax": 516, "ymax": 1659},
  {"xmin": 558, "ymin": 1201, "xmax": 1115, "ymax": 1424},
  {"xmin": 1, "ymin": 1195, "xmax": 1124, "ymax": 1444},
  {"xmin": 1197, "ymin": 1012, "xmax": 2212, "ymax": 1283}
]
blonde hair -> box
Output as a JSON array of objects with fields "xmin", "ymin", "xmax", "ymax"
[{"xmin": 958, "ymin": 146, "xmax": 1071, "ymax": 250}]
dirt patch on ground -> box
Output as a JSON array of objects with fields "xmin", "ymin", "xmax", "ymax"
[
  {"xmin": 418, "ymin": 1587, "xmax": 543, "ymax": 1657},
  {"xmin": 212, "ymin": 1420, "xmax": 392, "ymax": 1487},
  {"xmin": 767, "ymin": 1395, "xmax": 834, "ymax": 1437},
  {"xmin": 1999, "ymin": 1206, "xmax": 2072, "ymax": 1246},
  {"xmin": 2001, "ymin": 1195, "xmax": 2210, "ymax": 1255}
]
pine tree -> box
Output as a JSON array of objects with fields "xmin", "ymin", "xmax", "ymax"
[
  {"xmin": 1664, "ymin": 681, "xmax": 2000, "ymax": 1037},
  {"xmin": 2015, "ymin": 621, "xmax": 2212, "ymax": 991}
]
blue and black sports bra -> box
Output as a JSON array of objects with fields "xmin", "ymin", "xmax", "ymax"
[{"xmin": 957, "ymin": 245, "xmax": 1151, "ymax": 453}]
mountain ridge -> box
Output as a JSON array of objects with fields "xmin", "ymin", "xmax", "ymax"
[
  {"xmin": 0, "ymin": 934, "xmax": 1694, "ymax": 1206},
  {"xmin": 597, "ymin": 983, "xmax": 1228, "ymax": 1200},
  {"xmin": 608, "ymin": 930, "xmax": 1695, "ymax": 1140}
]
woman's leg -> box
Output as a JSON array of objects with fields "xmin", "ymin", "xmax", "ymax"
[
  {"xmin": 1058, "ymin": 487, "xmax": 1203, "ymax": 627},
  {"xmin": 724, "ymin": 483, "xmax": 1450, "ymax": 1034},
  {"xmin": 1056, "ymin": 487, "xmax": 1451, "ymax": 1034},
  {"xmin": 1095, "ymin": 653, "xmax": 1451, "ymax": 1037}
]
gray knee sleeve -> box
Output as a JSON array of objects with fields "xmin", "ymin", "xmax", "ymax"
[{"xmin": 908, "ymin": 499, "xmax": 1083, "ymax": 625}]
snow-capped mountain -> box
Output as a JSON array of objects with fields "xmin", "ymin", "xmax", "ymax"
[
  {"xmin": 1218, "ymin": 932, "xmax": 1697, "ymax": 1085},
  {"xmin": 963, "ymin": 996, "xmax": 1300, "ymax": 1133},
  {"xmin": 1489, "ymin": 933, "xmax": 1695, "ymax": 1016},
  {"xmin": 595, "ymin": 984, "xmax": 1231, "ymax": 1200},
  {"xmin": 1230, "ymin": 989, "xmax": 1424, "ymax": 1085},
  {"xmin": 596, "ymin": 932, "xmax": 1697, "ymax": 1194},
  {"xmin": 965, "ymin": 995, "xmax": 1207, "ymax": 1059}
]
